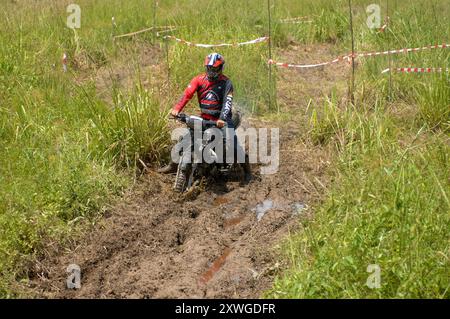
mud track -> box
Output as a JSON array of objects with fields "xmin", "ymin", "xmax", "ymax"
[{"xmin": 28, "ymin": 44, "xmax": 345, "ymax": 298}]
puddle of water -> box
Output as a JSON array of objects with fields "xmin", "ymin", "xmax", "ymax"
[
  {"xmin": 253, "ymin": 199, "xmax": 274, "ymax": 222},
  {"xmin": 223, "ymin": 216, "xmax": 245, "ymax": 228},
  {"xmin": 199, "ymin": 248, "xmax": 232, "ymax": 284},
  {"xmin": 213, "ymin": 196, "xmax": 229, "ymax": 207},
  {"xmin": 292, "ymin": 202, "xmax": 307, "ymax": 216},
  {"xmin": 252, "ymin": 199, "xmax": 308, "ymax": 221}
]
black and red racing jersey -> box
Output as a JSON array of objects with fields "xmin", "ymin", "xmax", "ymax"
[{"xmin": 173, "ymin": 73, "xmax": 234, "ymax": 122}]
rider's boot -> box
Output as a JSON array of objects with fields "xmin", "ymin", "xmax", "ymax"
[
  {"xmin": 157, "ymin": 161, "xmax": 178, "ymax": 174},
  {"xmin": 242, "ymin": 154, "xmax": 252, "ymax": 182}
]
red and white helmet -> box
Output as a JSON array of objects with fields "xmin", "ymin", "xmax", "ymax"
[
  {"xmin": 204, "ymin": 53, "xmax": 225, "ymax": 81},
  {"xmin": 204, "ymin": 53, "xmax": 225, "ymax": 68}
]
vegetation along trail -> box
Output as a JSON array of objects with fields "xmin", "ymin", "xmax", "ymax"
[{"xmin": 27, "ymin": 43, "xmax": 342, "ymax": 298}]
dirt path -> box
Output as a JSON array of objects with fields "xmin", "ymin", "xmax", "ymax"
[{"xmin": 27, "ymin": 43, "xmax": 346, "ymax": 298}]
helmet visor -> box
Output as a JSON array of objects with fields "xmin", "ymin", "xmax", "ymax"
[{"xmin": 206, "ymin": 65, "xmax": 222, "ymax": 80}]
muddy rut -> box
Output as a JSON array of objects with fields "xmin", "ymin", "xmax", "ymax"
[{"xmin": 27, "ymin": 44, "xmax": 346, "ymax": 298}]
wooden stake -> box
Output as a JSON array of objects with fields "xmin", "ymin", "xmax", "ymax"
[
  {"xmin": 152, "ymin": 0, "xmax": 157, "ymax": 44},
  {"xmin": 387, "ymin": 0, "xmax": 393, "ymax": 102},
  {"xmin": 267, "ymin": 0, "xmax": 277, "ymax": 112},
  {"xmin": 348, "ymin": 0, "xmax": 356, "ymax": 105},
  {"xmin": 165, "ymin": 37, "xmax": 170, "ymax": 90}
]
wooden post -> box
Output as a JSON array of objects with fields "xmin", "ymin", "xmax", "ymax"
[
  {"xmin": 111, "ymin": 16, "xmax": 116, "ymax": 39},
  {"xmin": 267, "ymin": 0, "xmax": 278, "ymax": 112},
  {"xmin": 387, "ymin": 0, "xmax": 393, "ymax": 102},
  {"xmin": 152, "ymin": 0, "xmax": 157, "ymax": 44},
  {"xmin": 165, "ymin": 37, "xmax": 170, "ymax": 90}
]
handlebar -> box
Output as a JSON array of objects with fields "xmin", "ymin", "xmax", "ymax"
[{"xmin": 172, "ymin": 113, "xmax": 218, "ymax": 129}]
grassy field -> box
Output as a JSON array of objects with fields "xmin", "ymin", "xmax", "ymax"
[
  {"xmin": 0, "ymin": 0, "xmax": 449, "ymax": 297},
  {"xmin": 268, "ymin": 0, "xmax": 450, "ymax": 298}
]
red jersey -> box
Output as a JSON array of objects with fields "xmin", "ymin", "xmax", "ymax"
[{"xmin": 173, "ymin": 74, "xmax": 234, "ymax": 121}]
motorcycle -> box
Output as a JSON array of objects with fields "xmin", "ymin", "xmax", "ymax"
[{"xmin": 171, "ymin": 112, "xmax": 246, "ymax": 193}]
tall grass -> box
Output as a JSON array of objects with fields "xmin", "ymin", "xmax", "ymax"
[
  {"xmin": 90, "ymin": 86, "xmax": 170, "ymax": 168},
  {"xmin": 414, "ymin": 76, "xmax": 450, "ymax": 131}
]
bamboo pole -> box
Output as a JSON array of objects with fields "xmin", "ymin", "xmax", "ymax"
[
  {"xmin": 348, "ymin": 0, "xmax": 356, "ymax": 105},
  {"xmin": 267, "ymin": 0, "xmax": 273, "ymax": 112},
  {"xmin": 165, "ymin": 37, "xmax": 170, "ymax": 90},
  {"xmin": 152, "ymin": 0, "xmax": 157, "ymax": 44}
]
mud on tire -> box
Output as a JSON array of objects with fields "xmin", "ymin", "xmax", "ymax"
[{"xmin": 174, "ymin": 168, "xmax": 188, "ymax": 193}]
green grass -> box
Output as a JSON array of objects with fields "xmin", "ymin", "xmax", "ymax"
[
  {"xmin": 268, "ymin": 99, "xmax": 449, "ymax": 298},
  {"xmin": 0, "ymin": 0, "xmax": 169, "ymax": 296},
  {"xmin": 267, "ymin": 0, "xmax": 449, "ymax": 298}
]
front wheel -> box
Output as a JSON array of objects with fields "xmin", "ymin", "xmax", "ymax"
[
  {"xmin": 174, "ymin": 162, "xmax": 187, "ymax": 193},
  {"xmin": 174, "ymin": 161, "xmax": 194, "ymax": 193},
  {"xmin": 174, "ymin": 171, "xmax": 187, "ymax": 193}
]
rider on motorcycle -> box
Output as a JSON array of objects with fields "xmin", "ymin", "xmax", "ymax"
[{"xmin": 158, "ymin": 53, "xmax": 251, "ymax": 180}]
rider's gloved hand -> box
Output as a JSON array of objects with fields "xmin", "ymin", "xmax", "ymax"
[
  {"xmin": 216, "ymin": 119, "xmax": 225, "ymax": 128},
  {"xmin": 171, "ymin": 109, "xmax": 179, "ymax": 117}
]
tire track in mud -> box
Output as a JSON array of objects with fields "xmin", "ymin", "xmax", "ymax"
[{"xmin": 27, "ymin": 43, "xmax": 344, "ymax": 298}]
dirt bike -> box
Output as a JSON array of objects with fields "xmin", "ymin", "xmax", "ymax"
[{"xmin": 172, "ymin": 112, "xmax": 246, "ymax": 193}]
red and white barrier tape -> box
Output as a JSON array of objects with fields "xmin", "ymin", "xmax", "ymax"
[
  {"xmin": 280, "ymin": 16, "xmax": 310, "ymax": 22},
  {"xmin": 382, "ymin": 67, "xmax": 449, "ymax": 74},
  {"xmin": 163, "ymin": 35, "xmax": 269, "ymax": 48},
  {"xmin": 358, "ymin": 43, "xmax": 448, "ymax": 57},
  {"xmin": 268, "ymin": 54, "xmax": 352, "ymax": 69},
  {"xmin": 378, "ymin": 16, "xmax": 390, "ymax": 33},
  {"xmin": 379, "ymin": 23, "xmax": 388, "ymax": 33},
  {"xmin": 269, "ymin": 43, "xmax": 449, "ymax": 69},
  {"xmin": 280, "ymin": 16, "xmax": 313, "ymax": 24},
  {"xmin": 156, "ymin": 28, "xmax": 177, "ymax": 37},
  {"xmin": 62, "ymin": 53, "xmax": 68, "ymax": 72},
  {"xmin": 114, "ymin": 26, "xmax": 176, "ymax": 39}
]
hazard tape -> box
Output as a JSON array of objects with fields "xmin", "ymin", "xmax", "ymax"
[
  {"xmin": 156, "ymin": 28, "xmax": 177, "ymax": 37},
  {"xmin": 114, "ymin": 26, "xmax": 176, "ymax": 39},
  {"xmin": 269, "ymin": 43, "xmax": 449, "ymax": 69},
  {"xmin": 358, "ymin": 43, "xmax": 448, "ymax": 57},
  {"xmin": 378, "ymin": 16, "xmax": 390, "ymax": 33},
  {"xmin": 62, "ymin": 52, "xmax": 68, "ymax": 72},
  {"xmin": 382, "ymin": 67, "xmax": 449, "ymax": 74},
  {"xmin": 280, "ymin": 16, "xmax": 310, "ymax": 22},
  {"xmin": 280, "ymin": 20, "xmax": 313, "ymax": 24},
  {"xmin": 163, "ymin": 36, "xmax": 269, "ymax": 48},
  {"xmin": 280, "ymin": 16, "xmax": 313, "ymax": 24},
  {"xmin": 268, "ymin": 54, "xmax": 353, "ymax": 69}
]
